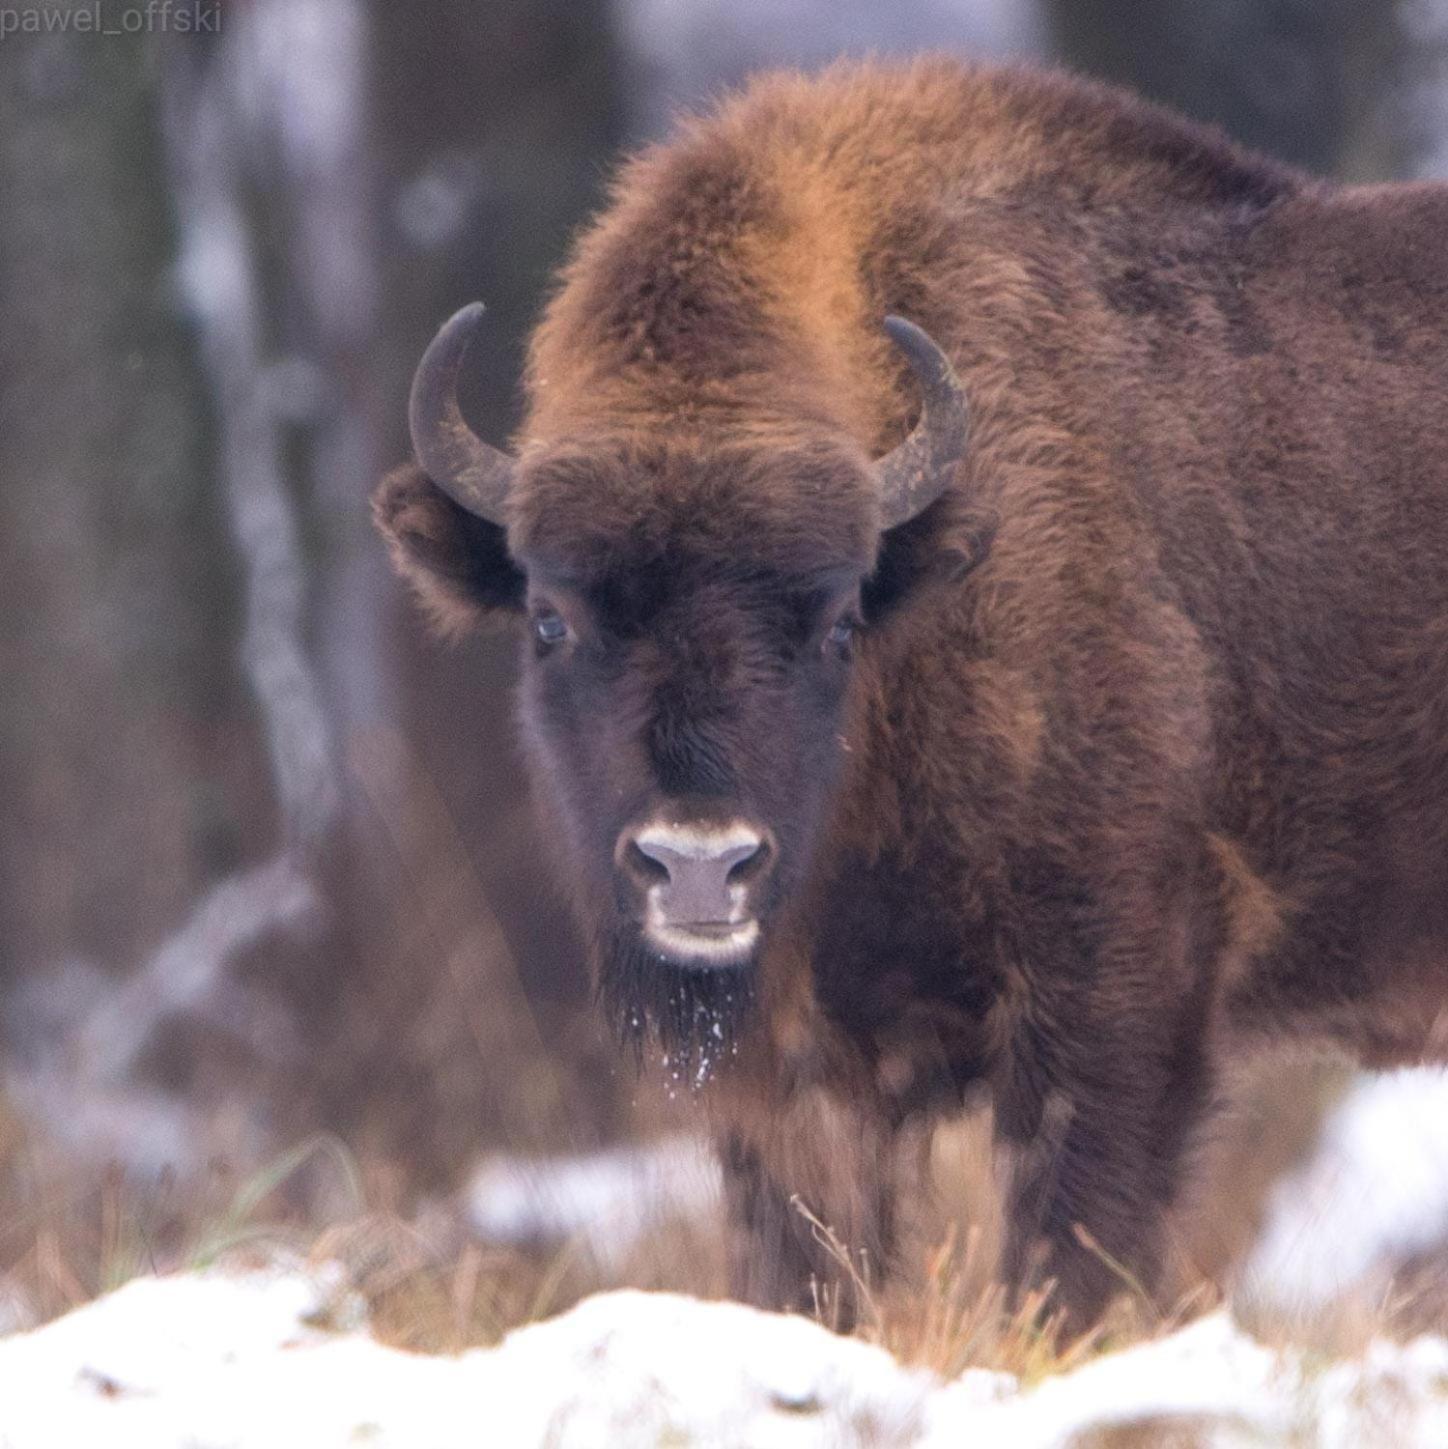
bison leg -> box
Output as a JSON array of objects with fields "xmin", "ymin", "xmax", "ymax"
[
  {"xmin": 716, "ymin": 1106, "xmax": 900, "ymax": 1327},
  {"xmin": 996, "ymin": 1022, "xmax": 1213, "ymax": 1328},
  {"xmin": 717, "ymin": 1133, "xmax": 827, "ymax": 1314}
]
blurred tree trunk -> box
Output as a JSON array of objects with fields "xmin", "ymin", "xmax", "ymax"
[
  {"xmin": 316, "ymin": 0, "xmax": 633, "ymax": 1180},
  {"xmin": 1399, "ymin": 0, "xmax": 1448, "ymax": 179},
  {"xmin": 616, "ymin": 0, "xmax": 1043, "ymax": 139},
  {"xmin": 0, "ymin": 14, "xmax": 260, "ymax": 992},
  {"xmin": 1046, "ymin": 0, "xmax": 1404, "ymax": 179},
  {"xmin": 0, "ymin": 0, "xmax": 637, "ymax": 1195}
]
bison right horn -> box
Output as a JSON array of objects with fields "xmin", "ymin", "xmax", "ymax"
[
  {"xmin": 874, "ymin": 315, "xmax": 970, "ymax": 528},
  {"xmin": 409, "ymin": 302, "xmax": 516, "ymax": 526}
]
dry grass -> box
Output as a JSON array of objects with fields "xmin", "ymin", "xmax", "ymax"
[
  {"xmin": 789, "ymin": 1188, "xmax": 1201, "ymax": 1384},
  {"xmin": 0, "ymin": 1104, "xmax": 1122, "ymax": 1377},
  {"xmin": 1, "ymin": 1058, "xmax": 1442, "ymax": 1390},
  {"xmin": 0, "ymin": 1117, "xmax": 363, "ymax": 1329},
  {"xmin": 0, "ymin": 1102, "xmax": 727, "ymax": 1354}
]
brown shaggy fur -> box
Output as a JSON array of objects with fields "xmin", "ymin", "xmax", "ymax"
[{"xmin": 376, "ymin": 56, "xmax": 1448, "ymax": 1327}]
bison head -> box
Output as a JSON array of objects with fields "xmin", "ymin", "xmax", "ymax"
[{"xmin": 376, "ymin": 304, "xmax": 972, "ymax": 1061}]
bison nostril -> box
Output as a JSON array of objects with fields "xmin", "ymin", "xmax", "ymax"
[
  {"xmin": 623, "ymin": 838, "xmax": 672, "ymax": 887},
  {"xmin": 727, "ymin": 838, "xmax": 771, "ymax": 887}
]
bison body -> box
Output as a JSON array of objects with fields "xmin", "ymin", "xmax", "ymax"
[{"xmin": 377, "ymin": 57, "xmax": 1448, "ymax": 1324}]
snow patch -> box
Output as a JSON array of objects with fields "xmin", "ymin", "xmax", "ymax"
[
  {"xmin": 464, "ymin": 1135, "xmax": 721, "ymax": 1269},
  {"xmin": 1243, "ymin": 1068, "xmax": 1448, "ymax": 1313},
  {"xmin": 4, "ymin": 1267, "xmax": 1448, "ymax": 1447}
]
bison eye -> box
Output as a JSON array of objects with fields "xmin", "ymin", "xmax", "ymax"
[
  {"xmin": 826, "ymin": 615, "xmax": 859, "ymax": 651},
  {"xmin": 532, "ymin": 607, "xmax": 569, "ymax": 647}
]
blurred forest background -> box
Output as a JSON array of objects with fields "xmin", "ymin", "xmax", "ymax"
[{"xmin": 3, "ymin": 0, "xmax": 1448, "ymax": 1336}]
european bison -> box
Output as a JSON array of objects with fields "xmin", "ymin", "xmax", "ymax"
[{"xmin": 375, "ymin": 56, "xmax": 1448, "ymax": 1326}]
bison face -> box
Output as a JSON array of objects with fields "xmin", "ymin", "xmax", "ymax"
[
  {"xmin": 505, "ymin": 441, "xmax": 880, "ymax": 1055},
  {"xmin": 377, "ymin": 433, "xmax": 882, "ymax": 1055},
  {"xmin": 522, "ymin": 563, "xmax": 860, "ymax": 971},
  {"xmin": 376, "ymin": 306, "xmax": 973, "ymax": 1059}
]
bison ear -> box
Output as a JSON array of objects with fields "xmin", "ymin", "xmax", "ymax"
[
  {"xmin": 862, "ymin": 504, "xmax": 996, "ymax": 623},
  {"xmin": 373, "ymin": 462, "xmax": 526, "ymax": 634}
]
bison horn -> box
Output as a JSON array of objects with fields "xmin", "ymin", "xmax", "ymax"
[
  {"xmin": 409, "ymin": 302, "xmax": 516, "ymax": 526},
  {"xmin": 875, "ymin": 315, "xmax": 969, "ymax": 528}
]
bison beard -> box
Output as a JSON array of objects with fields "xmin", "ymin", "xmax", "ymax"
[
  {"xmin": 378, "ymin": 55, "xmax": 1448, "ymax": 1332},
  {"xmin": 598, "ymin": 927, "xmax": 755, "ymax": 1075}
]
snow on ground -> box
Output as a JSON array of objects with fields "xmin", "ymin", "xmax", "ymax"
[
  {"xmin": 464, "ymin": 1134, "xmax": 721, "ymax": 1271},
  {"xmin": 1243, "ymin": 1068, "xmax": 1448, "ymax": 1314},
  {"xmin": 4, "ymin": 1261, "xmax": 1448, "ymax": 1447}
]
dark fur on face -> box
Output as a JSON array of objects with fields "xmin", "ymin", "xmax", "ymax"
[
  {"xmin": 506, "ymin": 438, "xmax": 876, "ymax": 1049},
  {"xmin": 379, "ymin": 55, "xmax": 1448, "ymax": 1331}
]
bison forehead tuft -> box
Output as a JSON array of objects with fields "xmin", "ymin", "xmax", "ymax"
[{"xmin": 510, "ymin": 437, "xmax": 882, "ymax": 583}]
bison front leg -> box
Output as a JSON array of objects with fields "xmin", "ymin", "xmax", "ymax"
[
  {"xmin": 717, "ymin": 1133, "xmax": 827, "ymax": 1314},
  {"xmin": 715, "ymin": 1093, "xmax": 900, "ymax": 1327},
  {"xmin": 995, "ymin": 1015, "xmax": 1214, "ymax": 1329}
]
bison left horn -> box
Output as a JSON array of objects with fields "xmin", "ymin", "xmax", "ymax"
[
  {"xmin": 875, "ymin": 315, "xmax": 969, "ymax": 528},
  {"xmin": 409, "ymin": 302, "xmax": 516, "ymax": 526}
]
